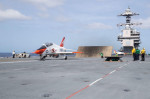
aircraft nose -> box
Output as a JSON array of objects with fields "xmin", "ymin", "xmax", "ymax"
[
  {"xmin": 33, "ymin": 50, "xmax": 40, "ymax": 54},
  {"xmin": 33, "ymin": 49, "xmax": 46, "ymax": 54}
]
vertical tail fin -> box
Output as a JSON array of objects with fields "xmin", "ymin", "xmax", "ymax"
[
  {"xmin": 114, "ymin": 50, "xmax": 117, "ymax": 54},
  {"xmin": 60, "ymin": 37, "xmax": 65, "ymax": 47}
]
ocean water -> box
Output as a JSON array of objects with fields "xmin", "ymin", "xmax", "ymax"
[
  {"xmin": 0, "ymin": 53, "xmax": 12, "ymax": 57},
  {"xmin": 0, "ymin": 53, "xmax": 38, "ymax": 58}
]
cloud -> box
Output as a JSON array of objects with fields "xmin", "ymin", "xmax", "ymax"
[
  {"xmin": 38, "ymin": 13, "xmax": 50, "ymax": 18},
  {"xmin": 134, "ymin": 17, "xmax": 150, "ymax": 29},
  {"xmin": 0, "ymin": 9, "xmax": 31, "ymax": 21},
  {"xmin": 55, "ymin": 16, "xmax": 70, "ymax": 22},
  {"xmin": 86, "ymin": 22, "xmax": 112, "ymax": 29},
  {"xmin": 22, "ymin": 0, "xmax": 65, "ymax": 11}
]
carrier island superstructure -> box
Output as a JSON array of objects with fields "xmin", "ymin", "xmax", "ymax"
[{"xmin": 117, "ymin": 7, "xmax": 142, "ymax": 53}]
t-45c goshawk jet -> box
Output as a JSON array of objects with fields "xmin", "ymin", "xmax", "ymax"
[{"xmin": 33, "ymin": 37, "xmax": 82, "ymax": 60}]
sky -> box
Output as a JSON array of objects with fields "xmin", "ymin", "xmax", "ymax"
[{"xmin": 0, "ymin": 0, "xmax": 150, "ymax": 53}]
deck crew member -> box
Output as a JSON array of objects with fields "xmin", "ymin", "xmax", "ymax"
[
  {"xmin": 100, "ymin": 52, "xmax": 103, "ymax": 58},
  {"xmin": 141, "ymin": 48, "xmax": 146, "ymax": 61},
  {"xmin": 12, "ymin": 51, "xmax": 15, "ymax": 58},
  {"xmin": 135, "ymin": 48, "xmax": 140, "ymax": 60},
  {"xmin": 132, "ymin": 47, "xmax": 136, "ymax": 61}
]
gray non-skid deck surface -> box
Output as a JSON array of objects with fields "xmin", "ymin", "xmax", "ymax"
[{"xmin": 0, "ymin": 56, "xmax": 150, "ymax": 99}]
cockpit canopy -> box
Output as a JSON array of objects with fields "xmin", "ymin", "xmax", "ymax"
[
  {"xmin": 45, "ymin": 43, "xmax": 53, "ymax": 47},
  {"xmin": 37, "ymin": 43, "xmax": 53, "ymax": 50}
]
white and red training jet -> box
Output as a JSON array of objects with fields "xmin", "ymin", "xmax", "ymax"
[{"xmin": 33, "ymin": 37, "xmax": 82, "ymax": 60}]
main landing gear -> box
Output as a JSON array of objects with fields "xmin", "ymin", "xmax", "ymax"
[{"xmin": 64, "ymin": 56, "xmax": 67, "ymax": 60}]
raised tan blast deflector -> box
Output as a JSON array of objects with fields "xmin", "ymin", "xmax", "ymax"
[{"xmin": 76, "ymin": 46, "xmax": 113, "ymax": 58}]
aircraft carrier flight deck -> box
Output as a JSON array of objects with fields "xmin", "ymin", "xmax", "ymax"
[{"xmin": 0, "ymin": 56, "xmax": 150, "ymax": 99}]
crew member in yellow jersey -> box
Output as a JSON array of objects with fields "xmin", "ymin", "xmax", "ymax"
[
  {"xmin": 132, "ymin": 47, "xmax": 136, "ymax": 61},
  {"xmin": 141, "ymin": 48, "xmax": 146, "ymax": 61}
]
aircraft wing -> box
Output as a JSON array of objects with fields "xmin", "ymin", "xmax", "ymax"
[
  {"xmin": 66, "ymin": 49, "xmax": 76, "ymax": 51},
  {"xmin": 47, "ymin": 52, "xmax": 82, "ymax": 55},
  {"xmin": 60, "ymin": 48, "xmax": 76, "ymax": 51}
]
